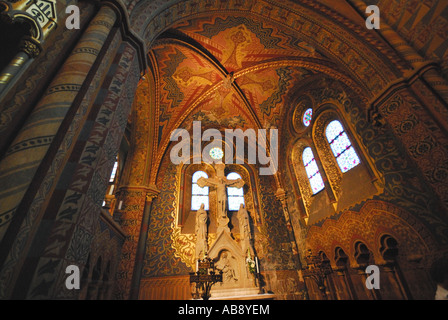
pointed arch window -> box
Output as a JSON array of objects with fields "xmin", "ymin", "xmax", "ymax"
[
  {"xmin": 226, "ymin": 172, "xmax": 245, "ymax": 211},
  {"xmin": 191, "ymin": 171, "xmax": 209, "ymax": 210},
  {"xmin": 325, "ymin": 120, "xmax": 360, "ymax": 173},
  {"xmin": 303, "ymin": 147, "xmax": 325, "ymax": 194}
]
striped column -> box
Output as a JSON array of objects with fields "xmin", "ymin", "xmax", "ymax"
[
  {"xmin": 0, "ymin": 52, "xmax": 30, "ymax": 96},
  {"xmin": 347, "ymin": 0, "xmax": 448, "ymax": 104},
  {"xmin": 0, "ymin": 5, "xmax": 117, "ymax": 241}
]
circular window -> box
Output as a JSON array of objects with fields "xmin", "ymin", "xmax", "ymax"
[
  {"xmin": 303, "ymin": 108, "xmax": 313, "ymax": 127},
  {"xmin": 209, "ymin": 147, "xmax": 224, "ymax": 160}
]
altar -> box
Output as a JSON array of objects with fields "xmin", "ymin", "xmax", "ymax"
[{"xmin": 191, "ymin": 161, "xmax": 264, "ymax": 300}]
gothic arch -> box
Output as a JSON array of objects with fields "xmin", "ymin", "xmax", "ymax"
[
  {"xmin": 179, "ymin": 163, "xmax": 215, "ymax": 222},
  {"xmin": 129, "ymin": 0, "xmax": 403, "ymax": 94},
  {"xmin": 176, "ymin": 156, "xmax": 265, "ymax": 228},
  {"xmin": 161, "ymin": 141, "xmax": 266, "ymax": 273},
  {"xmin": 127, "ymin": 0, "xmax": 413, "ymax": 188},
  {"xmin": 312, "ymin": 105, "xmax": 381, "ymax": 203},
  {"xmin": 305, "ymin": 200, "xmax": 439, "ymax": 269},
  {"xmin": 290, "ymin": 139, "xmax": 313, "ymax": 218}
]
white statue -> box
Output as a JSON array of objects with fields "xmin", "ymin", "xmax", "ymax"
[
  {"xmin": 197, "ymin": 163, "xmax": 244, "ymax": 234},
  {"xmin": 195, "ymin": 203, "xmax": 208, "ymax": 259},
  {"xmin": 237, "ymin": 203, "xmax": 253, "ymax": 256},
  {"xmin": 216, "ymin": 251, "xmax": 238, "ymax": 284}
]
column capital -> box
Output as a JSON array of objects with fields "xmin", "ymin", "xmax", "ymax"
[
  {"xmin": 145, "ymin": 185, "xmax": 160, "ymax": 203},
  {"xmin": 275, "ymin": 187, "xmax": 287, "ymax": 203},
  {"xmin": 117, "ymin": 185, "xmax": 160, "ymax": 199},
  {"xmin": 19, "ymin": 37, "xmax": 42, "ymax": 59},
  {"xmin": 0, "ymin": 0, "xmax": 58, "ymax": 45}
]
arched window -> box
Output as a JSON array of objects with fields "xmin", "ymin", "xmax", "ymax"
[
  {"xmin": 303, "ymin": 147, "xmax": 325, "ymax": 194},
  {"xmin": 303, "ymin": 108, "xmax": 313, "ymax": 127},
  {"xmin": 191, "ymin": 171, "xmax": 209, "ymax": 210},
  {"xmin": 325, "ymin": 120, "xmax": 360, "ymax": 173},
  {"xmin": 109, "ymin": 160, "xmax": 118, "ymax": 183},
  {"xmin": 102, "ymin": 158, "xmax": 119, "ymax": 208},
  {"xmin": 226, "ymin": 172, "xmax": 245, "ymax": 211}
]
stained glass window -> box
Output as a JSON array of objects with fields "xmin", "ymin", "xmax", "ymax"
[
  {"xmin": 326, "ymin": 120, "xmax": 360, "ymax": 173},
  {"xmin": 227, "ymin": 172, "xmax": 245, "ymax": 211},
  {"xmin": 302, "ymin": 147, "xmax": 325, "ymax": 194},
  {"xmin": 209, "ymin": 147, "xmax": 224, "ymax": 160},
  {"xmin": 192, "ymin": 171, "xmax": 209, "ymax": 210},
  {"xmin": 303, "ymin": 108, "xmax": 313, "ymax": 127}
]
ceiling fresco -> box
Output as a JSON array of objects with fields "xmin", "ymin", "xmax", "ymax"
[{"xmin": 147, "ymin": 14, "xmax": 330, "ymax": 151}]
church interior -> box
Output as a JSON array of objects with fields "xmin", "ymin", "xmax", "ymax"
[{"xmin": 0, "ymin": 0, "xmax": 447, "ymax": 300}]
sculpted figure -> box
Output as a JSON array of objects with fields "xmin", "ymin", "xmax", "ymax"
[
  {"xmin": 195, "ymin": 203, "xmax": 208, "ymax": 259},
  {"xmin": 237, "ymin": 204, "xmax": 252, "ymax": 256}
]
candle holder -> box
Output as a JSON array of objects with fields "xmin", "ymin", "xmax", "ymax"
[{"xmin": 189, "ymin": 257, "xmax": 223, "ymax": 300}]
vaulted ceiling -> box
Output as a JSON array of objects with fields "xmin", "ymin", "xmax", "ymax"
[
  {"xmin": 129, "ymin": 0, "xmax": 411, "ymax": 183},
  {"xmin": 147, "ymin": 14, "xmax": 339, "ymax": 148}
]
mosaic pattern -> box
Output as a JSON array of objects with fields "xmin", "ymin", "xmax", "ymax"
[
  {"xmin": 143, "ymin": 160, "xmax": 191, "ymax": 277},
  {"xmin": 371, "ymin": 0, "xmax": 448, "ymax": 62},
  {"xmin": 131, "ymin": 0, "xmax": 406, "ymax": 184},
  {"xmin": 0, "ymin": 6, "xmax": 127, "ymax": 299},
  {"xmin": 142, "ymin": 157, "xmax": 297, "ymax": 278},
  {"xmin": 1, "ymin": 0, "xmax": 446, "ymax": 301},
  {"xmin": 257, "ymin": 174, "xmax": 296, "ymax": 271},
  {"xmin": 287, "ymin": 79, "xmax": 448, "ymax": 244}
]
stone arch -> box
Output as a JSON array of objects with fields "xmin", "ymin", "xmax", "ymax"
[
  {"xmin": 179, "ymin": 162, "xmax": 216, "ymax": 229},
  {"xmin": 305, "ymin": 200, "xmax": 439, "ymax": 269},
  {"xmin": 353, "ymin": 241, "xmax": 374, "ymax": 269},
  {"xmin": 334, "ymin": 246, "xmax": 349, "ymax": 269},
  {"xmin": 378, "ymin": 234, "xmax": 399, "ymax": 265},
  {"xmin": 129, "ymin": 0, "xmax": 403, "ymax": 95},
  {"xmin": 126, "ymin": 1, "xmax": 409, "ymax": 189}
]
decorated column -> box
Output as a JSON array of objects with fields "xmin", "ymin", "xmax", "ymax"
[
  {"xmin": 0, "ymin": 0, "xmax": 58, "ymax": 95},
  {"xmin": 347, "ymin": 0, "xmax": 448, "ymax": 106},
  {"xmin": 0, "ymin": 4, "xmax": 117, "ymax": 241}
]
